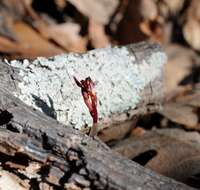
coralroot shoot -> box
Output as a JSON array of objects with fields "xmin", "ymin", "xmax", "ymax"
[{"xmin": 74, "ymin": 76, "xmax": 98, "ymax": 136}]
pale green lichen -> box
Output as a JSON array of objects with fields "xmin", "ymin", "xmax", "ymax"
[{"xmin": 9, "ymin": 45, "xmax": 166, "ymax": 130}]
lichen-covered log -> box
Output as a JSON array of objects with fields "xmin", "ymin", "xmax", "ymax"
[
  {"xmin": 1, "ymin": 41, "xmax": 166, "ymax": 131},
  {"xmin": 0, "ymin": 88, "xmax": 195, "ymax": 190}
]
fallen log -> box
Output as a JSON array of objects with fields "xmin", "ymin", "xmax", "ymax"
[
  {"xmin": 0, "ymin": 85, "xmax": 195, "ymax": 189},
  {"xmin": 2, "ymin": 41, "xmax": 166, "ymax": 133},
  {"xmin": 0, "ymin": 41, "xmax": 195, "ymax": 189}
]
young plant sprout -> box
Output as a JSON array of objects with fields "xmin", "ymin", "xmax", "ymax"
[{"xmin": 73, "ymin": 76, "xmax": 98, "ymax": 136}]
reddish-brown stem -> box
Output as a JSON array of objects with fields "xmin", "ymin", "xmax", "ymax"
[{"xmin": 73, "ymin": 76, "xmax": 98, "ymax": 136}]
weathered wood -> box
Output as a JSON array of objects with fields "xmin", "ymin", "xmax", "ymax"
[
  {"xmin": 0, "ymin": 88, "xmax": 195, "ymax": 190},
  {"xmin": 0, "ymin": 41, "xmax": 195, "ymax": 189},
  {"xmin": 1, "ymin": 41, "xmax": 166, "ymax": 132}
]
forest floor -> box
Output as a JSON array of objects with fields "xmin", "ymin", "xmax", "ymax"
[{"xmin": 0, "ymin": 0, "xmax": 200, "ymax": 189}]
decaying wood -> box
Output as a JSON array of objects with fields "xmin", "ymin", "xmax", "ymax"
[
  {"xmin": 0, "ymin": 88, "xmax": 195, "ymax": 189},
  {"xmin": 0, "ymin": 41, "xmax": 195, "ymax": 189},
  {"xmin": 1, "ymin": 41, "xmax": 166, "ymax": 132}
]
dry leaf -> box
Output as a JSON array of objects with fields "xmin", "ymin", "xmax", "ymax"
[
  {"xmin": 98, "ymin": 120, "xmax": 137, "ymax": 143},
  {"xmin": 88, "ymin": 19, "xmax": 110, "ymax": 48},
  {"xmin": 139, "ymin": 20, "xmax": 164, "ymax": 42},
  {"xmin": 0, "ymin": 0, "xmax": 38, "ymax": 30},
  {"xmin": 0, "ymin": 0, "xmax": 26, "ymax": 41},
  {"xmin": 161, "ymin": 84, "xmax": 200, "ymax": 130},
  {"xmin": 183, "ymin": 19, "xmax": 200, "ymax": 51},
  {"xmin": 39, "ymin": 183, "xmax": 53, "ymax": 190},
  {"xmin": 44, "ymin": 22, "xmax": 87, "ymax": 52},
  {"xmin": 0, "ymin": 36, "xmax": 21, "ymax": 53},
  {"xmin": 164, "ymin": 44, "xmax": 198, "ymax": 93},
  {"xmin": 11, "ymin": 22, "xmax": 64, "ymax": 58},
  {"xmin": 66, "ymin": 0, "xmax": 119, "ymax": 24},
  {"xmin": 183, "ymin": 0, "xmax": 200, "ymax": 50},
  {"xmin": 64, "ymin": 182, "xmax": 82, "ymax": 190},
  {"xmin": 187, "ymin": 0, "xmax": 200, "ymax": 20},
  {"xmin": 161, "ymin": 103, "xmax": 198, "ymax": 127},
  {"xmin": 113, "ymin": 128, "xmax": 200, "ymax": 187},
  {"xmin": 162, "ymin": 0, "xmax": 185, "ymax": 14},
  {"xmin": 0, "ymin": 14, "xmax": 17, "ymax": 41},
  {"xmin": 0, "ymin": 0, "xmax": 26, "ymax": 19},
  {"xmin": 0, "ymin": 0, "xmax": 67, "ymax": 58},
  {"xmin": 139, "ymin": 0, "xmax": 158, "ymax": 21},
  {"xmin": 0, "ymin": 170, "xmax": 28, "ymax": 190}
]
